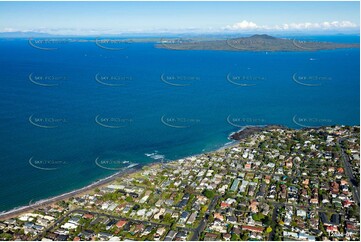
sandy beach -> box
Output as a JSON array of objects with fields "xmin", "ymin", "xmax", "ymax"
[{"xmin": 0, "ymin": 166, "xmax": 141, "ymax": 220}]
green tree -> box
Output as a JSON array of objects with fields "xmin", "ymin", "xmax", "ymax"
[
  {"xmin": 202, "ymin": 189, "xmax": 215, "ymax": 199},
  {"xmin": 252, "ymin": 212, "xmax": 265, "ymax": 221},
  {"xmin": 231, "ymin": 233, "xmax": 240, "ymax": 241},
  {"xmin": 0, "ymin": 233, "xmax": 12, "ymax": 241}
]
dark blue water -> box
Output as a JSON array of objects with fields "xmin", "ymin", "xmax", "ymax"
[{"xmin": 0, "ymin": 36, "xmax": 359, "ymax": 212}]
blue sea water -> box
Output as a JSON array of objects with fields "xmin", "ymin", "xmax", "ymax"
[{"xmin": 0, "ymin": 35, "xmax": 359, "ymax": 212}]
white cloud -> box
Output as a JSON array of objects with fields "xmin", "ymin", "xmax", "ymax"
[
  {"xmin": 226, "ymin": 20, "xmax": 260, "ymax": 30},
  {"xmin": 225, "ymin": 20, "xmax": 358, "ymax": 31}
]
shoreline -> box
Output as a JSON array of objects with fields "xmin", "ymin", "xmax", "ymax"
[
  {"xmin": 0, "ymin": 125, "xmax": 282, "ymax": 220},
  {"xmin": 0, "ymin": 166, "xmax": 143, "ymax": 220}
]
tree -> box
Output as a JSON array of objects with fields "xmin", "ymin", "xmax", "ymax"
[
  {"xmin": 231, "ymin": 233, "xmax": 240, "ymax": 241},
  {"xmin": 202, "ymin": 189, "xmax": 215, "ymax": 199},
  {"xmin": 0, "ymin": 233, "xmax": 12, "ymax": 241},
  {"xmin": 125, "ymin": 196, "xmax": 133, "ymax": 202},
  {"xmin": 241, "ymin": 232, "xmax": 249, "ymax": 241},
  {"xmin": 252, "ymin": 212, "xmax": 265, "ymax": 222},
  {"xmin": 262, "ymin": 215, "xmax": 271, "ymax": 226},
  {"xmin": 266, "ymin": 227, "xmax": 273, "ymax": 233}
]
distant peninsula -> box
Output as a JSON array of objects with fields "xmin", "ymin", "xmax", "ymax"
[{"xmin": 156, "ymin": 34, "xmax": 360, "ymax": 51}]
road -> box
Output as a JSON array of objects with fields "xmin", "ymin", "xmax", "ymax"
[
  {"xmin": 190, "ymin": 195, "xmax": 220, "ymax": 241},
  {"xmin": 268, "ymin": 204, "xmax": 279, "ymax": 240},
  {"xmin": 338, "ymin": 137, "xmax": 360, "ymax": 206}
]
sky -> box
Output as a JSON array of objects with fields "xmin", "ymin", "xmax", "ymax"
[{"xmin": 0, "ymin": 1, "xmax": 359, "ymax": 35}]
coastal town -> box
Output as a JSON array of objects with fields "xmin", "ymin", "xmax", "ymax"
[{"xmin": 0, "ymin": 125, "xmax": 359, "ymax": 241}]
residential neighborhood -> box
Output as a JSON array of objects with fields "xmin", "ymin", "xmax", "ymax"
[{"xmin": 0, "ymin": 125, "xmax": 359, "ymax": 241}]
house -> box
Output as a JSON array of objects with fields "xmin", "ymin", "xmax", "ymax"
[
  {"xmin": 319, "ymin": 212, "xmax": 332, "ymax": 226},
  {"xmin": 300, "ymin": 188, "xmax": 307, "ymax": 197},
  {"xmin": 61, "ymin": 222, "xmax": 78, "ymax": 230},
  {"xmin": 222, "ymin": 233, "xmax": 231, "ymax": 241},
  {"xmin": 249, "ymin": 200, "xmax": 259, "ymax": 213},
  {"xmin": 340, "ymin": 179, "xmax": 348, "ymax": 185},
  {"xmin": 230, "ymin": 179, "xmax": 241, "ymax": 192},
  {"xmin": 321, "ymin": 195, "xmax": 330, "ymax": 204},
  {"xmin": 196, "ymin": 195, "xmax": 208, "ymax": 205},
  {"xmin": 141, "ymin": 226, "xmax": 153, "ymax": 237},
  {"xmin": 187, "ymin": 212, "xmax": 197, "ymax": 224},
  {"xmin": 260, "ymin": 203, "xmax": 270, "ymax": 215},
  {"xmin": 115, "ymin": 219, "xmax": 127, "ymax": 229},
  {"xmin": 242, "ymin": 225, "xmax": 264, "ymax": 233},
  {"xmin": 155, "ymin": 199, "xmax": 163, "ymax": 207},
  {"xmin": 209, "ymin": 220, "xmax": 227, "ymax": 233},
  {"xmin": 248, "ymin": 185, "xmax": 256, "ymax": 196},
  {"xmin": 343, "ymin": 200, "xmax": 353, "ymax": 208},
  {"xmin": 331, "ymin": 214, "xmax": 340, "ymax": 226},
  {"xmin": 285, "ymin": 160, "xmax": 293, "ymax": 169},
  {"xmin": 105, "ymin": 220, "xmax": 117, "ymax": 230},
  {"xmin": 331, "ymin": 182, "xmax": 340, "ymax": 194},
  {"xmin": 283, "ymin": 231, "xmax": 298, "ymax": 239},
  {"xmin": 83, "ymin": 213, "xmax": 94, "ymax": 219},
  {"xmin": 175, "ymin": 230, "xmax": 188, "ymax": 240},
  {"xmin": 264, "ymin": 175, "xmax": 271, "ymax": 184},
  {"xmin": 165, "ymin": 199, "xmax": 174, "ymax": 206},
  {"xmin": 310, "ymin": 198, "xmax": 318, "ymax": 205},
  {"xmin": 298, "ymin": 233, "xmax": 316, "ymax": 241},
  {"xmin": 133, "ymin": 223, "xmax": 145, "ymax": 234},
  {"xmin": 178, "ymin": 211, "xmax": 190, "ymax": 224},
  {"xmin": 97, "ymin": 232, "xmax": 112, "ymax": 240},
  {"xmin": 164, "ymin": 230, "xmax": 177, "ymax": 241},
  {"xmin": 154, "ymin": 227, "xmax": 166, "ymax": 240},
  {"xmin": 177, "ymin": 194, "xmax": 190, "ymax": 208},
  {"xmin": 337, "ymin": 167, "xmax": 344, "ymax": 173},
  {"xmin": 227, "ymin": 216, "xmax": 237, "ymax": 224},
  {"xmin": 297, "ymin": 209, "xmax": 307, "ymax": 219},
  {"xmin": 136, "ymin": 209, "xmax": 147, "ymax": 217},
  {"xmin": 214, "ymin": 213, "xmax": 224, "ymax": 221},
  {"xmin": 220, "ymin": 202, "xmax": 231, "ymax": 209},
  {"xmin": 81, "ymin": 230, "xmax": 95, "ymax": 240},
  {"xmin": 326, "ymin": 225, "xmax": 338, "ymax": 233},
  {"xmin": 57, "ymin": 234, "xmax": 69, "ymax": 241},
  {"xmin": 256, "ymin": 183, "xmax": 266, "ymax": 199},
  {"xmin": 204, "ymin": 233, "xmax": 218, "ymax": 241}
]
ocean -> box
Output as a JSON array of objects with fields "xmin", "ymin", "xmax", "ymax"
[{"xmin": 0, "ymin": 35, "xmax": 359, "ymax": 213}]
